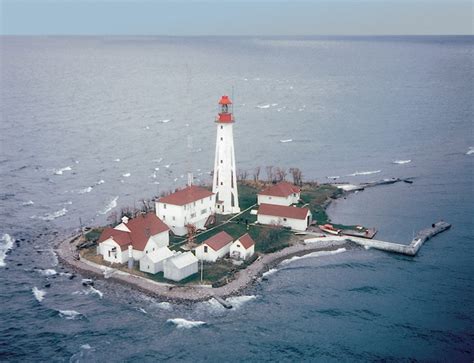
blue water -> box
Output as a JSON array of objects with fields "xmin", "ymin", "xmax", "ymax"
[{"xmin": 1, "ymin": 36, "xmax": 473, "ymax": 362}]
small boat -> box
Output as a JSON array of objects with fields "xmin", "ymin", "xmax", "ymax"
[{"xmin": 319, "ymin": 224, "xmax": 341, "ymax": 236}]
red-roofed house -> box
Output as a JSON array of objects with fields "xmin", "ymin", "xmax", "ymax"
[
  {"xmin": 195, "ymin": 231, "xmax": 234, "ymax": 262},
  {"xmin": 230, "ymin": 233, "xmax": 255, "ymax": 260},
  {"xmin": 257, "ymin": 203, "xmax": 312, "ymax": 231},
  {"xmin": 98, "ymin": 213, "xmax": 170, "ymax": 264},
  {"xmin": 155, "ymin": 185, "xmax": 216, "ymax": 236},
  {"xmin": 257, "ymin": 182, "xmax": 301, "ymax": 206}
]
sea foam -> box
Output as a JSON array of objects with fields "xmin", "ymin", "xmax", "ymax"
[
  {"xmin": 54, "ymin": 166, "xmax": 72, "ymax": 175},
  {"xmin": 0, "ymin": 233, "xmax": 14, "ymax": 267},
  {"xmin": 34, "ymin": 208, "xmax": 68, "ymax": 221},
  {"xmin": 466, "ymin": 147, "xmax": 474, "ymax": 155},
  {"xmin": 58, "ymin": 310, "xmax": 83, "ymax": 320},
  {"xmin": 99, "ymin": 197, "xmax": 118, "ymax": 215},
  {"xmin": 262, "ymin": 268, "xmax": 278, "ymax": 278},
  {"xmin": 36, "ymin": 268, "xmax": 57, "ymax": 276},
  {"xmin": 280, "ymin": 248, "xmax": 347, "ymax": 266},
  {"xmin": 32, "ymin": 287, "xmax": 46, "ymax": 302},
  {"xmin": 226, "ymin": 295, "xmax": 257, "ymax": 309},
  {"xmin": 393, "ymin": 159, "xmax": 411, "ymax": 164},
  {"xmin": 167, "ymin": 318, "xmax": 206, "ymax": 329}
]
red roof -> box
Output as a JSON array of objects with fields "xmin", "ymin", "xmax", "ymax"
[
  {"xmin": 258, "ymin": 203, "xmax": 310, "ymax": 220},
  {"xmin": 126, "ymin": 213, "xmax": 169, "ymax": 251},
  {"xmin": 259, "ymin": 182, "xmax": 301, "ymax": 198},
  {"xmin": 202, "ymin": 231, "xmax": 233, "ymax": 251},
  {"xmin": 98, "ymin": 228, "xmax": 132, "ymax": 251},
  {"xmin": 98, "ymin": 212, "xmax": 169, "ymax": 251},
  {"xmin": 218, "ymin": 95, "xmax": 232, "ymax": 105},
  {"xmin": 237, "ymin": 233, "xmax": 255, "ymax": 249},
  {"xmin": 158, "ymin": 185, "xmax": 214, "ymax": 206}
]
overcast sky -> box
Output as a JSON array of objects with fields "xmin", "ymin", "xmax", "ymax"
[{"xmin": 1, "ymin": 0, "xmax": 472, "ymax": 35}]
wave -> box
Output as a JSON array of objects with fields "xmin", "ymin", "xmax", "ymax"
[
  {"xmin": 22, "ymin": 200, "xmax": 34, "ymax": 206},
  {"xmin": 36, "ymin": 268, "xmax": 57, "ymax": 276},
  {"xmin": 279, "ymin": 139, "xmax": 293, "ymax": 143},
  {"xmin": 393, "ymin": 159, "xmax": 411, "ymax": 164},
  {"xmin": 348, "ymin": 170, "xmax": 381, "ymax": 176},
  {"xmin": 280, "ymin": 248, "xmax": 347, "ymax": 266},
  {"xmin": 114, "ymin": 158, "xmax": 121, "ymax": 162},
  {"xmin": 54, "ymin": 166, "xmax": 72, "ymax": 175},
  {"xmin": 262, "ymin": 268, "xmax": 278, "ymax": 278},
  {"xmin": 96, "ymin": 179, "xmax": 105, "ymax": 185},
  {"xmin": 0, "ymin": 234, "xmax": 14, "ymax": 267},
  {"xmin": 167, "ymin": 318, "xmax": 206, "ymax": 329},
  {"xmin": 327, "ymin": 176, "xmax": 340, "ymax": 180},
  {"xmin": 161, "ymin": 119, "xmax": 171, "ymax": 123},
  {"xmin": 155, "ymin": 301, "xmax": 172, "ymax": 310},
  {"xmin": 32, "ymin": 287, "xmax": 46, "ymax": 302},
  {"xmin": 58, "ymin": 310, "xmax": 84, "ymax": 320},
  {"xmin": 122, "ymin": 173, "xmax": 131, "ymax": 177},
  {"xmin": 226, "ymin": 295, "xmax": 257, "ymax": 309},
  {"xmin": 78, "ymin": 186, "xmax": 93, "ymax": 194},
  {"xmin": 99, "ymin": 196, "xmax": 118, "ymax": 215},
  {"xmin": 256, "ymin": 104, "xmax": 270, "ymax": 109},
  {"xmin": 33, "ymin": 208, "xmax": 68, "ymax": 221},
  {"xmin": 466, "ymin": 147, "xmax": 474, "ymax": 155},
  {"xmin": 89, "ymin": 286, "xmax": 103, "ymax": 299}
]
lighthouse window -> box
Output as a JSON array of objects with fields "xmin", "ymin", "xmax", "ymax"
[
  {"xmin": 220, "ymin": 125, "xmax": 223, "ymax": 129},
  {"xmin": 220, "ymin": 182, "xmax": 223, "ymax": 186},
  {"xmin": 220, "ymin": 137, "xmax": 223, "ymax": 141},
  {"xmin": 172, "ymin": 216, "xmax": 176, "ymax": 221},
  {"xmin": 220, "ymin": 160, "xmax": 223, "ymax": 164}
]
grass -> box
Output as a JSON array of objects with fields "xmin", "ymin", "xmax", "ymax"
[
  {"xmin": 300, "ymin": 183, "xmax": 342, "ymax": 224},
  {"xmin": 84, "ymin": 228, "xmax": 104, "ymax": 243}
]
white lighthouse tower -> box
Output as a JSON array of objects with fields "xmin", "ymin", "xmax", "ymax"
[{"xmin": 212, "ymin": 95, "xmax": 240, "ymax": 215}]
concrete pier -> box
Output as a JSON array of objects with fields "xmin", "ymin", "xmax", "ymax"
[{"xmin": 305, "ymin": 221, "xmax": 451, "ymax": 256}]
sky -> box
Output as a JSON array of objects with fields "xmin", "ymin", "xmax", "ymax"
[{"xmin": 1, "ymin": 0, "xmax": 472, "ymax": 36}]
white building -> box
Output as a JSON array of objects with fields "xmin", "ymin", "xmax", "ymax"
[
  {"xmin": 230, "ymin": 233, "xmax": 255, "ymax": 260},
  {"xmin": 163, "ymin": 251, "xmax": 199, "ymax": 282},
  {"xmin": 139, "ymin": 246, "xmax": 174, "ymax": 274},
  {"xmin": 212, "ymin": 95, "xmax": 240, "ymax": 215},
  {"xmin": 156, "ymin": 185, "xmax": 216, "ymax": 236},
  {"xmin": 195, "ymin": 231, "xmax": 234, "ymax": 262},
  {"xmin": 98, "ymin": 213, "xmax": 170, "ymax": 264},
  {"xmin": 257, "ymin": 203, "xmax": 312, "ymax": 231},
  {"xmin": 257, "ymin": 182, "xmax": 301, "ymax": 206}
]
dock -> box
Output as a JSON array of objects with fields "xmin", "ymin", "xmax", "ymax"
[{"xmin": 305, "ymin": 221, "xmax": 451, "ymax": 256}]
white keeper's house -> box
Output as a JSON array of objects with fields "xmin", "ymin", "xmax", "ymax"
[
  {"xmin": 155, "ymin": 185, "xmax": 216, "ymax": 236},
  {"xmin": 257, "ymin": 182, "xmax": 301, "ymax": 206},
  {"xmin": 98, "ymin": 213, "xmax": 170, "ymax": 264},
  {"xmin": 230, "ymin": 233, "xmax": 255, "ymax": 260},
  {"xmin": 257, "ymin": 203, "xmax": 312, "ymax": 231},
  {"xmin": 195, "ymin": 231, "xmax": 234, "ymax": 262}
]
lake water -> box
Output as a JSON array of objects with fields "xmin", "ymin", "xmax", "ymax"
[{"xmin": 1, "ymin": 36, "xmax": 473, "ymax": 362}]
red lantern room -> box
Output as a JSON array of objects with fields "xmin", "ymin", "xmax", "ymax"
[{"xmin": 216, "ymin": 95, "xmax": 234, "ymax": 123}]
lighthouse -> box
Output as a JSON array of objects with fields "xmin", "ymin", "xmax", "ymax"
[{"xmin": 212, "ymin": 95, "xmax": 240, "ymax": 215}]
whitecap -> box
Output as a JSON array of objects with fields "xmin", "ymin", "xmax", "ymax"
[
  {"xmin": 114, "ymin": 158, "xmax": 121, "ymax": 162},
  {"xmin": 161, "ymin": 119, "xmax": 171, "ymax": 123},
  {"xmin": 167, "ymin": 318, "xmax": 206, "ymax": 329},
  {"xmin": 393, "ymin": 159, "xmax": 411, "ymax": 165},
  {"xmin": 280, "ymin": 139, "xmax": 293, "ymax": 143},
  {"xmin": 256, "ymin": 104, "xmax": 270, "ymax": 109},
  {"xmin": 32, "ymin": 287, "xmax": 46, "ymax": 302},
  {"xmin": 80, "ymin": 344, "xmax": 91, "ymax": 350},
  {"xmin": 99, "ymin": 197, "xmax": 118, "ymax": 215},
  {"xmin": 96, "ymin": 180, "xmax": 105, "ymax": 185},
  {"xmin": 155, "ymin": 302, "xmax": 172, "ymax": 310},
  {"xmin": 348, "ymin": 170, "xmax": 381, "ymax": 176},
  {"xmin": 138, "ymin": 308, "xmax": 147, "ymax": 314},
  {"xmin": 78, "ymin": 186, "xmax": 93, "ymax": 194},
  {"xmin": 22, "ymin": 200, "xmax": 34, "ymax": 206},
  {"xmin": 35, "ymin": 208, "xmax": 68, "ymax": 221},
  {"xmin": 280, "ymin": 248, "xmax": 347, "ymax": 266},
  {"xmin": 154, "ymin": 167, "xmax": 160, "ymax": 171},
  {"xmin": 63, "ymin": 201, "xmax": 73, "ymax": 205},
  {"xmin": 327, "ymin": 176, "xmax": 340, "ymax": 180},
  {"xmin": 122, "ymin": 173, "xmax": 131, "ymax": 177},
  {"xmin": 226, "ymin": 295, "xmax": 257, "ymax": 309},
  {"xmin": 262, "ymin": 268, "xmax": 278, "ymax": 278},
  {"xmin": 0, "ymin": 234, "xmax": 14, "ymax": 267},
  {"xmin": 54, "ymin": 166, "xmax": 72, "ymax": 175},
  {"xmin": 271, "ymin": 103, "xmax": 278, "ymax": 106},
  {"xmin": 37, "ymin": 268, "xmax": 57, "ymax": 276},
  {"xmin": 466, "ymin": 147, "xmax": 474, "ymax": 155},
  {"xmin": 164, "ymin": 164, "xmax": 171, "ymax": 168},
  {"xmin": 145, "ymin": 126, "xmax": 150, "ymax": 130},
  {"xmin": 88, "ymin": 286, "xmax": 103, "ymax": 299},
  {"xmin": 58, "ymin": 310, "xmax": 83, "ymax": 320}
]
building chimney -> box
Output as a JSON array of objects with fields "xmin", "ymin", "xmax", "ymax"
[{"xmin": 122, "ymin": 216, "xmax": 129, "ymax": 224}]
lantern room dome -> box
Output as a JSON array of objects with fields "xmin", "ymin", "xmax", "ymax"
[{"xmin": 218, "ymin": 95, "xmax": 232, "ymax": 105}]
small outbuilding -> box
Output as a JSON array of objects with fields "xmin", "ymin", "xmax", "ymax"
[
  {"xmin": 257, "ymin": 203, "xmax": 312, "ymax": 231},
  {"xmin": 163, "ymin": 251, "xmax": 198, "ymax": 282},
  {"xmin": 139, "ymin": 246, "xmax": 175, "ymax": 274},
  {"xmin": 195, "ymin": 231, "xmax": 234, "ymax": 262},
  {"xmin": 230, "ymin": 233, "xmax": 255, "ymax": 260},
  {"xmin": 257, "ymin": 182, "xmax": 301, "ymax": 206}
]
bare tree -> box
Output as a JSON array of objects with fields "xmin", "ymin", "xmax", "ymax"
[
  {"xmin": 107, "ymin": 211, "xmax": 118, "ymax": 226},
  {"xmin": 265, "ymin": 165, "xmax": 274, "ymax": 182},
  {"xmin": 237, "ymin": 169, "xmax": 248, "ymax": 181},
  {"xmin": 289, "ymin": 167, "xmax": 303, "ymax": 186},
  {"xmin": 253, "ymin": 166, "xmax": 261, "ymax": 182},
  {"xmin": 275, "ymin": 167, "xmax": 287, "ymax": 182}
]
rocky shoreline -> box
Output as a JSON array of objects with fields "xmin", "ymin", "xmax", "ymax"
[{"xmin": 55, "ymin": 232, "xmax": 352, "ymax": 303}]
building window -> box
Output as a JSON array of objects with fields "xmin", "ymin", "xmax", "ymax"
[
  {"xmin": 172, "ymin": 216, "xmax": 176, "ymax": 221},
  {"xmin": 201, "ymin": 199, "xmax": 203, "ymax": 204},
  {"xmin": 220, "ymin": 182, "xmax": 223, "ymax": 185},
  {"xmin": 191, "ymin": 213, "xmax": 196, "ymax": 218},
  {"xmin": 204, "ymin": 246, "xmax": 208, "ymax": 253},
  {"xmin": 163, "ymin": 204, "xmax": 167, "ymax": 209},
  {"xmin": 163, "ymin": 215, "xmax": 166, "ymax": 220},
  {"xmin": 209, "ymin": 196, "xmax": 212, "ymax": 201},
  {"xmin": 108, "ymin": 251, "xmax": 111, "ymax": 257},
  {"xmin": 220, "ymin": 125, "xmax": 223, "ymax": 129},
  {"xmin": 153, "ymin": 248, "xmax": 155, "ymax": 251},
  {"xmin": 283, "ymin": 218, "xmax": 287, "ymax": 221},
  {"xmin": 201, "ymin": 209, "xmax": 207, "ymax": 215},
  {"xmin": 220, "ymin": 137, "xmax": 223, "ymax": 141},
  {"xmin": 193, "ymin": 202, "xmax": 196, "ymax": 206},
  {"xmin": 146, "ymin": 250, "xmax": 148, "ymax": 254},
  {"xmin": 269, "ymin": 196, "xmax": 272, "ymax": 200},
  {"xmin": 237, "ymin": 244, "xmax": 240, "ymax": 248}
]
